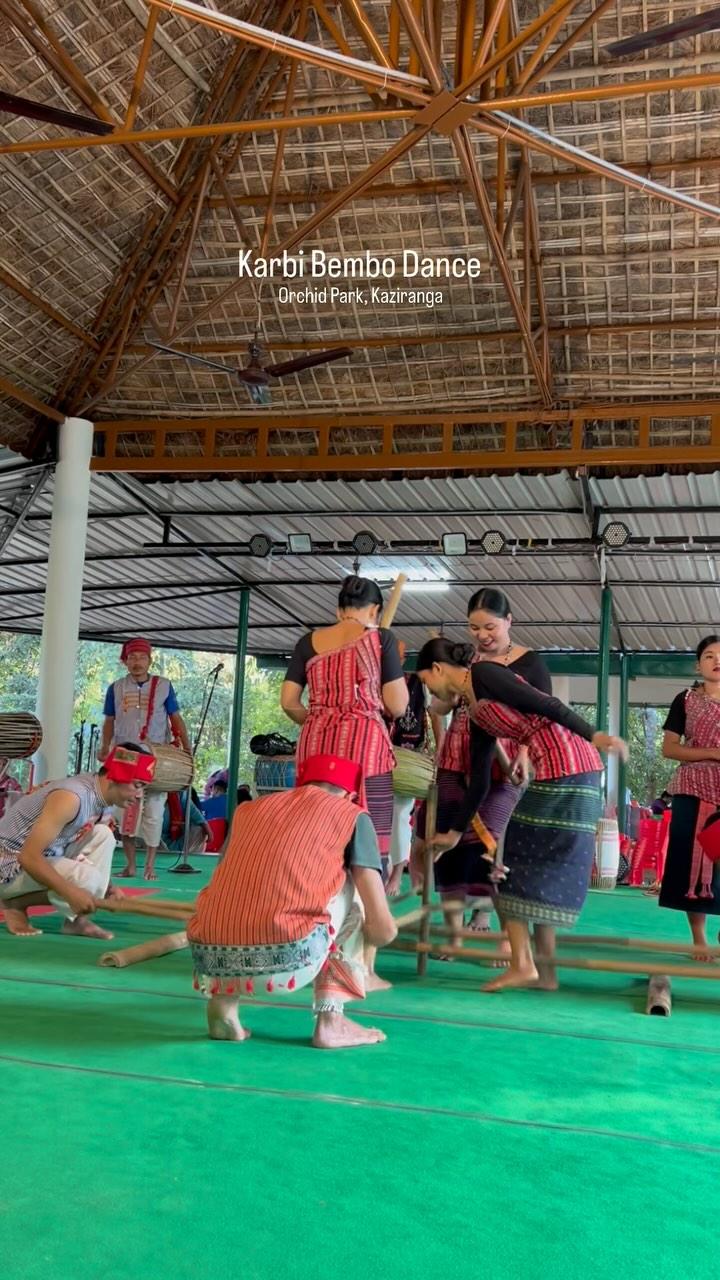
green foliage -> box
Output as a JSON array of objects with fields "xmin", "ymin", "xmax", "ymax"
[
  {"xmin": 0, "ymin": 633, "xmax": 293, "ymax": 790},
  {"xmin": 572, "ymin": 700, "xmax": 675, "ymax": 803}
]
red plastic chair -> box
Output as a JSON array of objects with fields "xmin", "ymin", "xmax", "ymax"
[
  {"xmin": 205, "ymin": 817, "xmax": 228, "ymax": 853},
  {"xmin": 629, "ymin": 810, "xmax": 671, "ymax": 886}
]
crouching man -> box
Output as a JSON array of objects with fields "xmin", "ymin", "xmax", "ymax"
[
  {"xmin": 188, "ymin": 754, "xmax": 398, "ymax": 1049},
  {"xmin": 0, "ymin": 745, "xmax": 155, "ymax": 939}
]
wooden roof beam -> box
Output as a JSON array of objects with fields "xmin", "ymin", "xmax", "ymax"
[{"xmin": 1, "ymin": 0, "xmax": 176, "ymax": 201}]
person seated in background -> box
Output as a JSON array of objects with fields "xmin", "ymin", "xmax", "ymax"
[
  {"xmin": 188, "ymin": 754, "xmax": 397, "ymax": 1049},
  {"xmin": 0, "ymin": 745, "xmax": 153, "ymax": 940},
  {"xmin": 236, "ymin": 784, "xmax": 252, "ymax": 806},
  {"xmin": 162, "ymin": 787, "xmax": 212, "ymax": 854},
  {"xmin": 201, "ymin": 778, "xmax": 228, "ymax": 823},
  {"xmin": 651, "ymin": 790, "xmax": 672, "ymax": 816}
]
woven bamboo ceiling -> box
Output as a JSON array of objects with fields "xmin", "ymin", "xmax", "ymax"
[{"xmin": 2, "ymin": 1, "xmax": 720, "ymax": 464}]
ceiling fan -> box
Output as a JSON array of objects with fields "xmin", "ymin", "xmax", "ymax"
[
  {"xmin": 607, "ymin": 6, "xmax": 720, "ymax": 58},
  {"xmin": 147, "ymin": 338, "xmax": 352, "ymax": 405},
  {"xmin": 0, "ymin": 90, "xmax": 113, "ymax": 135}
]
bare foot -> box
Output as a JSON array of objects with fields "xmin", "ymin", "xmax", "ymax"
[
  {"xmin": 312, "ymin": 1012, "xmax": 386, "ymax": 1049},
  {"xmin": 533, "ymin": 962, "xmax": 559, "ymax": 991},
  {"xmin": 62, "ymin": 916, "xmax": 114, "ymax": 941},
  {"xmin": 207, "ymin": 1001, "xmax": 251, "ymax": 1042},
  {"xmin": 492, "ymin": 938, "xmax": 512, "ymax": 969},
  {"xmin": 481, "ymin": 963, "xmax": 539, "ymax": 992},
  {"xmin": 2, "ymin": 905, "xmax": 43, "ymax": 936},
  {"xmin": 386, "ymin": 866, "xmax": 405, "ymax": 897},
  {"xmin": 116, "ymin": 868, "xmax": 134, "ymax": 878},
  {"xmin": 365, "ymin": 971, "xmax": 393, "ymax": 991},
  {"xmin": 143, "ymin": 864, "xmax": 157, "ymax": 881}
]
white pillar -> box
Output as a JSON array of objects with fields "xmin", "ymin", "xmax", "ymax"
[
  {"xmin": 605, "ymin": 675, "xmax": 621, "ymax": 814},
  {"xmin": 34, "ymin": 417, "xmax": 93, "ymax": 782},
  {"xmin": 553, "ymin": 674, "xmax": 570, "ymax": 704}
]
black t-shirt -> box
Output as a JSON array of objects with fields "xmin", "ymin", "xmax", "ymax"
[
  {"xmin": 284, "ymin": 626, "xmax": 404, "ymax": 689},
  {"xmin": 664, "ymin": 692, "xmax": 688, "ymax": 737},
  {"xmin": 505, "ymin": 650, "xmax": 553, "ymax": 695}
]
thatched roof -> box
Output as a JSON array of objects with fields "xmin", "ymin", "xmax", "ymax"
[{"xmin": 1, "ymin": 1, "xmax": 720, "ymax": 464}]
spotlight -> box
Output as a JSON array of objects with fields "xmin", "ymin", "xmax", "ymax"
[
  {"xmin": 480, "ymin": 530, "xmax": 506, "ymax": 555},
  {"xmin": 441, "ymin": 532, "xmax": 467, "ymax": 556},
  {"xmin": 601, "ymin": 521, "xmax": 630, "ymax": 549},
  {"xmin": 249, "ymin": 533, "xmax": 272, "ymax": 557},
  {"xmin": 288, "ymin": 533, "xmax": 312, "ymax": 554},
  {"xmin": 351, "ymin": 530, "xmax": 378, "ymax": 556}
]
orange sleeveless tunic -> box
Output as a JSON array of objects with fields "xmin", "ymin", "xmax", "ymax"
[{"xmin": 188, "ymin": 786, "xmax": 360, "ymax": 947}]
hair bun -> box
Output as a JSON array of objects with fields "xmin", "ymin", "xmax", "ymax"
[{"xmin": 451, "ymin": 642, "xmax": 474, "ymax": 666}]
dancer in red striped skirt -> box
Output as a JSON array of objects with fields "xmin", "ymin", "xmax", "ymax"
[{"xmin": 281, "ymin": 575, "xmax": 408, "ymax": 988}]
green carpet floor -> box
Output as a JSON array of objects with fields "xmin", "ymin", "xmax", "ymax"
[{"xmin": 2, "ymin": 857, "xmax": 719, "ymax": 1280}]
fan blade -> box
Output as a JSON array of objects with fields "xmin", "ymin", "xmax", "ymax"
[
  {"xmin": 146, "ymin": 340, "xmax": 238, "ymax": 377},
  {"xmin": 265, "ymin": 347, "xmax": 352, "ymax": 378},
  {"xmin": 0, "ymin": 90, "xmax": 114, "ymax": 136},
  {"xmin": 607, "ymin": 6, "xmax": 720, "ymax": 57}
]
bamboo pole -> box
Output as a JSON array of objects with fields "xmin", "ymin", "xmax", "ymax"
[
  {"xmin": 380, "ymin": 573, "xmax": 407, "ymax": 627},
  {"xmin": 417, "ymin": 782, "xmax": 437, "ymax": 976},
  {"xmin": 101, "ymin": 898, "xmax": 193, "ymax": 922},
  {"xmin": 646, "ymin": 975, "xmax": 672, "ymax": 1016},
  {"xmin": 391, "ymin": 938, "xmax": 720, "ymax": 979},
  {"xmin": 391, "ymin": 905, "xmax": 431, "ymax": 929},
  {"xmin": 416, "ymin": 922, "xmax": 720, "ymax": 957},
  {"xmin": 99, "ymin": 931, "xmax": 188, "ymax": 968}
]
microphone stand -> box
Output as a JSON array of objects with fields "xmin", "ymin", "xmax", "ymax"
[{"xmin": 169, "ymin": 664, "xmax": 224, "ymax": 875}]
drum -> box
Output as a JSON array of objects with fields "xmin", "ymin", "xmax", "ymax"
[
  {"xmin": 592, "ymin": 818, "xmax": 620, "ymax": 890},
  {"xmin": 254, "ymin": 755, "xmax": 296, "ymax": 794},
  {"xmin": 0, "ymin": 713, "xmax": 43, "ymax": 759},
  {"xmin": 146, "ymin": 744, "xmax": 194, "ymax": 794},
  {"xmin": 393, "ymin": 747, "xmax": 435, "ymax": 800}
]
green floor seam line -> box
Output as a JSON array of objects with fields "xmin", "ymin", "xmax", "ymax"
[
  {"xmin": 2, "ymin": 972, "xmax": 719, "ymax": 1056},
  {"xmin": 2, "ymin": 1051, "xmax": 719, "ymax": 1157}
]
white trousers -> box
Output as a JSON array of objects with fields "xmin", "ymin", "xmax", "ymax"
[
  {"xmin": 0, "ymin": 824, "xmax": 115, "ymax": 920},
  {"xmin": 116, "ymin": 791, "xmax": 166, "ymax": 846},
  {"xmin": 389, "ymin": 795, "xmax": 415, "ymax": 866}
]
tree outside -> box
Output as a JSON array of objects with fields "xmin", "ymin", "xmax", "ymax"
[
  {"xmin": 0, "ymin": 633, "xmax": 294, "ymax": 791},
  {"xmin": 572, "ymin": 700, "xmax": 675, "ymax": 804}
]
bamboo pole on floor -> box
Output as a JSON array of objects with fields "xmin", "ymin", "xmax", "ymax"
[
  {"xmin": 99, "ymin": 931, "xmax": 188, "ymax": 968},
  {"xmin": 390, "ymin": 938, "xmax": 720, "ymax": 979},
  {"xmin": 402, "ymin": 921, "xmax": 720, "ymax": 958}
]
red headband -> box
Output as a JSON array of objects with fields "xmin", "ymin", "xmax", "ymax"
[
  {"xmin": 121, "ymin": 637, "xmax": 152, "ymax": 661},
  {"xmin": 295, "ymin": 754, "xmax": 362, "ymax": 795},
  {"xmin": 104, "ymin": 746, "xmax": 156, "ymax": 785}
]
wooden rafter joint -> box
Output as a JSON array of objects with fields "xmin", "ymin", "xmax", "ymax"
[{"xmin": 413, "ymin": 90, "xmax": 478, "ymax": 135}]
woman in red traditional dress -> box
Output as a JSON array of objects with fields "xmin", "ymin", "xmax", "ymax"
[
  {"xmin": 281, "ymin": 575, "xmax": 408, "ymax": 987},
  {"xmin": 659, "ymin": 634, "xmax": 720, "ymax": 960}
]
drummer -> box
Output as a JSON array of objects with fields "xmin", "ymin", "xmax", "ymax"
[{"xmin": 98, "ymin": 637, "xmax": 192, "ymax": 881}]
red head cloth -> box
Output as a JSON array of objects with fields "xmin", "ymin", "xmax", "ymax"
[
  {"xmin": 104, "ymin": 745, "xmax": 157, "ymax": 785},
  {"xmin": 120, "ymin": 637, "xmax": 152, "ymax": 662},
  {"xmin": 295, "ymin": 754, "xmax": 362, "ymax": 795}
]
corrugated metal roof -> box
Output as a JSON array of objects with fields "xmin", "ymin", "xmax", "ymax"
[{"xmin": 2, "ymin": 467, "xmax": 719, "ymax": 654}]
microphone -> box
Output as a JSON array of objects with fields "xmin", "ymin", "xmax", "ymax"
[{"xmin": 210, "ymin": 662, "xmax": 224, "ymax": 676}]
